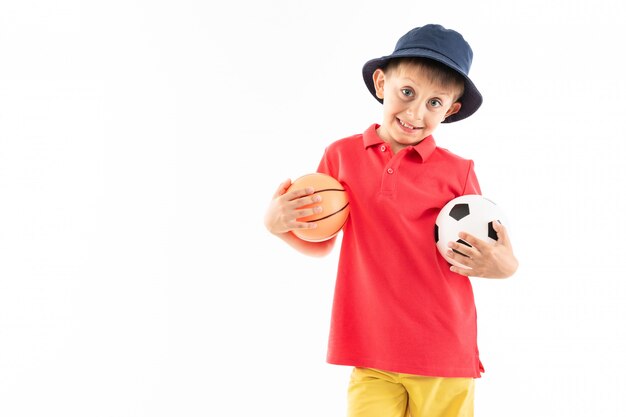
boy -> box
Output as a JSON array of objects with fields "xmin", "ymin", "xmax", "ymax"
[{"xmin": 264, "ymin": 24, "xmax": 518, "ymax": 417}]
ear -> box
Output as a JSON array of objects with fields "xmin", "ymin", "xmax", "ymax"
[
  {"xmin": 372, "ymin": 68, "xmax": 385, "ymax": 100},
  {"xmin": 445, "ymin": 102, "xmax": 462, "ymax": 118}
]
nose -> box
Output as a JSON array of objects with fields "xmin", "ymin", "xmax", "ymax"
[{"xmin": 407, "ymin": 102, "xmax": 425, "ymax": 120}]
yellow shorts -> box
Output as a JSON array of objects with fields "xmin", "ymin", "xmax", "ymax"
[{"xmin": 347, "ymin": 367, "xmax": 474, "ymax": 417}]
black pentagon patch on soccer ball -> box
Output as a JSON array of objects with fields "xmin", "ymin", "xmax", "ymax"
[
  {"xmin": 434, "ymin": 224, "xmax": 439, "ymax": 243},
  {"xmin": 449, "ymin": 203, "xmax": 470, "ymax": 221},
  {"xmin": 487, "ymin": 220, "xmax": 500, "ymax": 241}
]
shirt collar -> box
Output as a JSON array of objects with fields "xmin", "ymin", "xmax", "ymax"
[{"xmin": 363, "ymin": 123, "xmax": 437, "ymax": 162}]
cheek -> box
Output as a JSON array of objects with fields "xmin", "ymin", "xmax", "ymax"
[
  {"xmin": 424, "ymin": 113, "xmax": 442, "ymax": 128},
  {"xmin": 384, "ymin": 97, "xmax": 408, "ymax": 115},
  {"xmin": 382, "ymin": 101, "xmax": 401, "ymax": 119}
]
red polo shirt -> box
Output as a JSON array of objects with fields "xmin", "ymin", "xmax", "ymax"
[{"xmin": 317, "ymin": 124, "xmax": 484, "ymax": 378}]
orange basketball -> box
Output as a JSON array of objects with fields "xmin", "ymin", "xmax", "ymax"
[{"xmin": 287, "ymin": 173, "xmax": 350, "ymax": 242}]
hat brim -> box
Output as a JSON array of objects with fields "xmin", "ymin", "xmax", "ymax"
[{"xmin": 362, "ymin": 48, "xmax": 482, "ymax": 123}]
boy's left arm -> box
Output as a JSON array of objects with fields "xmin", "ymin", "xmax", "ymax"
[{"xmin": 446, "ymin": 221, "xmax": 519, "ymax": 279}]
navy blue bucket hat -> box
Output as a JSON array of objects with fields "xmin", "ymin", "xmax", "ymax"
[{"xmin": 362, "ymin": 24, "xmax": 482, "ymax": 123}]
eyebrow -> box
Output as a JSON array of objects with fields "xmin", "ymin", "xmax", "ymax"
[{"xmin": 398, "ymin": 78, "xmax": 455, "ymax": 97}]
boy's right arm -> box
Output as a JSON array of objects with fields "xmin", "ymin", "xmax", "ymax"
[{"xmin": 264, "ymin": 179, "xmax": 337, "ymax": 257}]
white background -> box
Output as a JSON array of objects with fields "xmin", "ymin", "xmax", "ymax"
[{"xmin": 1, "ymin": 0, "xmax": 625, "ymax": 416}]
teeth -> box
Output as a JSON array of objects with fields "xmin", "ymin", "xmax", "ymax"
[{"xmin": 400, "ymin": 120, "xmax": 415, "ymax": 129}]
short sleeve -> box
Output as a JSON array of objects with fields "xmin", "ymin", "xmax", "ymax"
[
  {"xmin": 316, "ymin": 147, "xmax": 333, "ymax": 177},
  {"xmin": 462, "ymin": 160, "xmax": 482, "ymax": 195}
]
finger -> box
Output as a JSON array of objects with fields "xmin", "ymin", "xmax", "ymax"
[
  {"xmin": 457, "ymin": 231, "xmax": 490, "ymax": 252},
  {"xmin": 291, "ymin": 205, "xmax": 323, "ymax": 222},
  {"xmin": 447, "ymin": 239, "xmax": 476, "ymax": 259},
  {"xmin": 492, "ymin": 221, "xmax": 512, "ymax": 247},
  {"xmin": 283, "ymin": 185, "xmax": 316, "ymax": 202},
  {"xmin": 287, "ymin": 192, "xmax": 322, "ymax": 211},
  {"xmin": 273, "ymin": 179, "xmax": 292, "ymax": 198},
  {"xmin": 450, "ymin": 264, "xmax": 472, "ymax": 276},
  {"xmin": 291, "ymin": 219, "xmax": 319, "ymax": 230},
  {"xmin": 446, "ymin": 247, "xmax": 475, "ymax": 267}
]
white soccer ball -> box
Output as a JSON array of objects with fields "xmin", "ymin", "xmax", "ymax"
[{"xmin": 434, "ymin": 194, "xmax": 508, "ymax": 268}]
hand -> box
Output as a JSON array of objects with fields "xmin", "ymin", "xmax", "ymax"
[
  {"xmin": 264, "ymin": 179, "xmax": 323, "ymax": 236},
  {"xmin": 446, "ymin": 221, "xmax": 518, "ymax": 278}
]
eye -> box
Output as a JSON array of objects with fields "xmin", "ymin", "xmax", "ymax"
[
  {"xmin": 401, "ymin": 88, "xmax": 414, "ymax": 97},
  {"xmin": 429, "ymin": 98, "xmax": 443, "ymax": 108}
]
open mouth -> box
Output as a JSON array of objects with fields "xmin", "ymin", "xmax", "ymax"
[{"xmin": 398, "ymin": 118, "xmax": 422, "ymax": 130}]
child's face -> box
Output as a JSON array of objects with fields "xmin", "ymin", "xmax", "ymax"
[{"xmin": 373, "ymin": 61, "xmax": 462, "ymax": 153}]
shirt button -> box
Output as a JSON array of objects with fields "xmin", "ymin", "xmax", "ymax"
[
  {"xmin": 380, "ymin": 145, "xmax": 386, "ymax": 152},
  {"xmin": 387, "ymin": 168, "xmax": 394, "ymax": 174}
]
